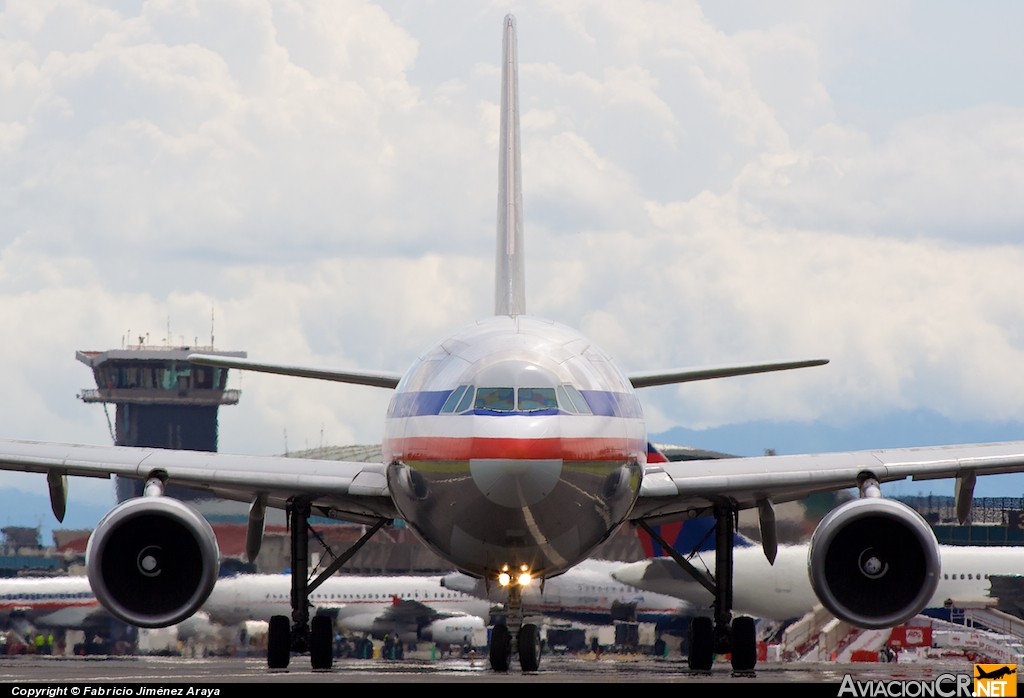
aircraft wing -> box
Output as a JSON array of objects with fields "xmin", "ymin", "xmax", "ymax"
[
  {"xmin": 632, "ymin": 440, "xmax": 1024, "ymax": 522},
  {"xmin": 378, "ymin": 598, "xmax": 469, "ymax": 624},
  {"xmin": 188, "ymin": 353, "xmax": 402, "ymax": 389},
  {"xmin": 0, "ymin": 438, "xmax": 398, "ymax": 525},
  {"xmin": 627, "ymin": 358, "xmax": 828, "ymax": 388}
]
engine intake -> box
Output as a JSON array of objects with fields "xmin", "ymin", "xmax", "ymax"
[
  {"xmin": 808, "ymin": 497, "xmax": 940, "ymax": 629},
  {"xmin": 86, "ymin": 496, "xmax": 220, "ymax": 628}
]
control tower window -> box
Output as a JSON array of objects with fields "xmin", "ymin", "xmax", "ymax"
[{"xmin": 193, "ymin": 366, "xmax": 213, "ymax": 389}]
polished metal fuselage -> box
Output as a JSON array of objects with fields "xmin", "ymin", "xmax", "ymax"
[{"xmin": 383, "ymin": 315, "xmax": 646, "ymax": 579}]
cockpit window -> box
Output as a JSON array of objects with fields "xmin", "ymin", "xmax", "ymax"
[
  {"xmin": 518, "ymin": 387, "xmax": 558, "ymax": 411},
  {"xmin": 455, "ymin": 386, "xmax": 476, "ymax": 413},
  {"xmin": 558, "ymin": 384, "xmax": 593, "ymax": 414},
  {"xmin": 440, "ymin": 385, "xmax": 469, "ymax": 413},
  {"xmin": 441, "ymin": 384, "xmax": 588, "ymax": 414},
  {"xmin": 475, "ymin": 387, "xmax": 515, "ymax": 411}
]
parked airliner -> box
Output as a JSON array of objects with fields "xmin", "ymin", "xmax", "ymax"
[
  {"xmin": 0, "ymin": 566, "xmax": 690, "ymax": 654},
  {"xmin": 3, "ymin": 13, "xmax": 1024, "ymax": 675},
  {"xmin": 0, "ymin": 576, "xmax": 103, "ymax": 635},
  {"xmin": 0, "ymin": 573, "xmax": 490, "ymax": 650},
  {"xmin": 613, "ymin": 531, "xmax": 1023, "ymax": 624}
]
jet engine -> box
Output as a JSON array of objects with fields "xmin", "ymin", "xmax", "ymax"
[
  {"xmin": 421, "ymin": 615, "xmax": 487, "ymax": 647},
  {"xmin": 86, "ymin": 495, "xmax": 220, "ymax": 628},
  {"xmin": 808, "ymin": 495, "xmax": 940, "ymax": 629}
]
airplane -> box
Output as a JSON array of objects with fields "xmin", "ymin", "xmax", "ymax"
[
  {"xmin": 975, "ymin": 665, "xmax": 1017, "ymax": 680},
  {"xmin": 0, "ymin": 572, "xmax": 492, "ymax": 654},
  {"xmin": 0, "ymin": 566, "xmax": 681, "ymax": 655},
  {"xmin": 4, "ymin": 12, "xmax": 1024, "ymax": 675},
  {"xmin": 0, "ymin": 576, "xmax": 106, "ymax": 638},
  {"xmin": 13, "ymin": 572, "xmax": 492, "ymax": 638},
  {"xmin": 204, "ymin": 573, "xmax": 493, "ymax": 651},
  {"xmin": 613, "ymin": 523, "xmax": 1024, "ymax": 630},
  {"xmin": 0, "ymin": 575, "xmax": 217, "ymax": 653}
]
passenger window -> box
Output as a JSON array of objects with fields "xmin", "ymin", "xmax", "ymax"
[
  {"xmin": 475, "ymin": 387, "xmax": 515, "ymax": 411},
  {"xmin": 518, "ymin": 387, "xmax": 557, "ymax": 411}
]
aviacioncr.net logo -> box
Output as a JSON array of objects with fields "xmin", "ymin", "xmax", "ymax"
[
  {"xmin": 974, "ymin": 664, "xmax": 1017, "ymax": 697},
  {"xmin": 838, "ymin": 673, "xmax": 972, "ymax": 697}
]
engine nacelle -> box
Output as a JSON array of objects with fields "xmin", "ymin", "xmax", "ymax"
[
  {"xmin": 421, "ymin": 616, "xmax": 488, "ymax": 647},
  {"xmin": 808, "ymin": 497, "xmax": 940, "ymax": 629},
  {"xmin": 86, "ymin": 496, "xmax": 220, "ymax": 628}
]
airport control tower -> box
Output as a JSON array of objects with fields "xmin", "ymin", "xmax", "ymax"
[{"xmin": 76, "ymin": 340, "xmax": 247, "ymax": 504}]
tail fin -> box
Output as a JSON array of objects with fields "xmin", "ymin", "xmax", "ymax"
[
  {"xmin": 638, "ymin": 442, "xmax": 756, "ymax": 557},
  {"xmin": 495, "ymin": 14, "xmax": 525, "ymax": 317}
]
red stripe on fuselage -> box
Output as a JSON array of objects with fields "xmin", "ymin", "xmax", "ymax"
[{"xmin": 388, "ymin": 436, "xmax": 645, "ymax": 461}]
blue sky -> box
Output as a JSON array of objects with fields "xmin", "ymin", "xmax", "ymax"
[{"xmin": 2, "ymin": 1, "xmax": 1024, "ymax": 529}]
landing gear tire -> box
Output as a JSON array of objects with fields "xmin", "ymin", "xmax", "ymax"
[
  {"xmin": 268, "ymin": 615, "xmax": 291, "ymax": 669},
  {"xmin": 653, "ymin": 638, "xmax": 667, "ymax": 657},
  {"xmin": 730, "ymin": 616, "xmax": 757, "ymax": 672},
  {"xmin": 688, "ymin": 616, "xmax": 713, "ymax": 671},
  {"xmin": 489, "ymin": 623, "xmax": 511, "ymax": 672},
  {"xmin": 518, "ymin": 623, "xmax": 541, "ymax": 672},
  {"xmin": 310, "ymin": 615, "xmax": 334, "ymax": 671}
]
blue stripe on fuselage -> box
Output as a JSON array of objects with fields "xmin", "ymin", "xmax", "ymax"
[
  {"xmin": 386, "ymin": 389, "xmax": 642, "ymax": 419},
  {"xmin": 578, "ymin": 390, "xmax": 643, "ymax": 419},
  {"xmin": 388, "ymin": 390, "xmax": 451, "ymax": 418}
]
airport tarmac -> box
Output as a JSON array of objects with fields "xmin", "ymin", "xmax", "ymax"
[{"xmin": 0, "ymin": 653, "xmax": 983, "ymax": 689}]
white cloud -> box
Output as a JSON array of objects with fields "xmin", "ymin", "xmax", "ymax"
[{"xmin": 2, "ymin": 0, "xmax": 1024, "ymax": 514}]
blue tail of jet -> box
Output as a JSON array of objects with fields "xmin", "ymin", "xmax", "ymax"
[{"xmin": 638, "ymin": 443, "xmax": 756, "ymax": 557}]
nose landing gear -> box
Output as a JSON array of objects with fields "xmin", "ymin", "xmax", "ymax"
[{"xmin": 488, "ymin": 582, "xmax": 541, "ymax": 672}]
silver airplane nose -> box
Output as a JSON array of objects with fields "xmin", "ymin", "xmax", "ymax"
[{"xmin": 469, "ymin": 415, "xmax": 562, "ymax": 507}]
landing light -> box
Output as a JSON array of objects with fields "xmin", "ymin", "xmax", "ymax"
[{"xmin": 497, "ymin": 564, "xmax": 532, "ymax": 587}]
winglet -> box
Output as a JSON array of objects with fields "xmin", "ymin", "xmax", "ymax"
[{"xmin": 495, "ymin": 14, "xmax": 525, "ymax": 317}]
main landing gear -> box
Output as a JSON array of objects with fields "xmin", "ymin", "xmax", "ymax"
[
  {"xmin": 640, "ymin": 501, "xmax": 758, "ymax": 674},
  {"xmin": 489, "ymin": 583, "xmax": 541, "ymax": 672},
  {"xmin": 266, "ymin": 498, "xmax": 389, "ymax": 671}
]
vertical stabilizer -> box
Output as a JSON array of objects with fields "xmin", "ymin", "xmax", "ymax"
[{"xmin": 495, "ymin": 14, "xmax": 525, "ymax": 317}]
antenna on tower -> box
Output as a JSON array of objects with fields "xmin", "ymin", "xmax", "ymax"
[{"xmin": 211, "ymin": 307, "xmax": 215, "ymax": 349}]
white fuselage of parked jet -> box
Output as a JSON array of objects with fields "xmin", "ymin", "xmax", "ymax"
[
  {"xmin": 0, "ymin": 573, "xmax": 492, "ymax": 647},
  {"xmin": 613, "ymin": 543, "xmax": 1022, "ymax": 622},
  {"xmin": 203, "ymin": 573, "xmax": 492, "ymax": 630},
  {"xmin": 0, "ymin": 576, "xmax": 104, "ymax": 631}
]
